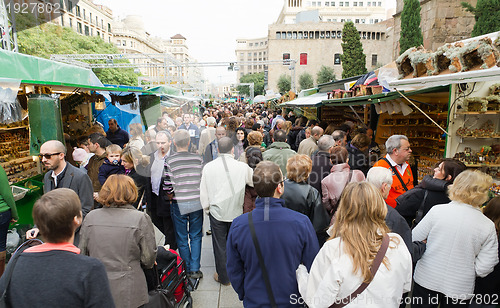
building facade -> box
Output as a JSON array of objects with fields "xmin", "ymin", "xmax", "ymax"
[
  {"xmin": 235, "ymin": 37, "xmax": 269, "ymax": 80},
  {"xmin": 392, "ymin": 0, "xmax": 477, "ymax": 59},
  {"xmin": 267, "ymin": 20, "xmax": 393, "ymax": 92},
  {"xmin": 277, "ymin": 0, "xmax": 390, "ymax": 25},
  {"xmin": 55, "ymin": 0, "xmax": 114, "ymax": 43}
]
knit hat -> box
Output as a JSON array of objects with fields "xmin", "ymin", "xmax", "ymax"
[{"xmin": 72, "ymin": 148, "xmax": 88, "ymax": 162}]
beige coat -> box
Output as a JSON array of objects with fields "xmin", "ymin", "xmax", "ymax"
[
  {"xmin": 79, "ymin": 205, "xmax": 157, "ymax": 308},
  {"xmin": 297, "ymin": 136, "xmax": 318, "ymax": 157}
]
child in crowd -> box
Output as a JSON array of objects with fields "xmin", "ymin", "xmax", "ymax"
[
  {"xmin": 72, "ymin": 147, "xmax": 94, "ymax": 171},
  {"xmin": 98, "ymin": 144, "xmax": 125, "ymax": 185}
]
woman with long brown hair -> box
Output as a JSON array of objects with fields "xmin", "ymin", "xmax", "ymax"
[{"xmin": 297, "ymin": 182, "xmax": 412, "ymax": 308}]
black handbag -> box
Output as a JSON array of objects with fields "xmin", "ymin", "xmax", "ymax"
[{"xmin": 144, "ymin": 264, "xmax": 176, "ymax": 308}]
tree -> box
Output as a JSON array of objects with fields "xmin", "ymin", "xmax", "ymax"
[
  {"xmin": 277, "ymin": 74, "xmax": 291, "ymax": 94},
  {"xmin": 298, "ymin": 73, "xmax": 314, "ymax": 91},
  {"xmin": 237, "ymin": 72, "xmax": 265, "ymax": 97},
  {"xmin": 316, "ymin": 65, "xmax": 336, "ymax": 84},
  {"xmin": 15, "ymin": 14, "xmax": 140, "ymax": 86},
  {"xmin": 340, "ymin": 21, "xmax": 367, "ymax": 79},
  {"xmin": 462, "ymin": 0, "xmax": 500, "ymax": 37},
  {"xmin": 399, "ymin": 0, "xmax": 424, "ymax": 55}
]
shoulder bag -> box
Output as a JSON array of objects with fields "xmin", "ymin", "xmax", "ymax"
[
  {"xmin": 329, "ymin": 233, "xmax": 390, "ymax": 308},
  {"xmin": 0, "ymin": 239, "xmax": 43, "ymax": 308},
  {"xmin": 248, "ymin": 211, "xmax": 277, "ymax": 308},
  {"xmin": 381, "ymin": 158, "xmax": 408, "ymax": 192}
]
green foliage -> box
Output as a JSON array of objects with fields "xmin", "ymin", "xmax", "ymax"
[
  {"xmin": 237, "ymin": 72, "xmax": 265, "ymax": 96},
  {"xmin": 298, "ymin": 73, "xmax": 314, "ymax": 91},
  {"xmin": 340, "ymin": 22, "xmax": 367, "ymax": 79},
  {"xmin": 316, "ymin": 65, "xmax": 336, "ymax": 84},
  {"xmin": 277, "ymin": 74, "xmax": 291, "ymax": 94},
  {"xmin": 15, "ymin": 14, "xmax": 139, "ymax": 86},
  {"xmin": 399, "ymin": 0, "xmax": 424, "ymax": 55},
  {"xmin": 462, "ymin": 0, "xmax": 500, "ymax": 37}
]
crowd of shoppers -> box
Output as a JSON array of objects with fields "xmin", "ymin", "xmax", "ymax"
[{"xmin": 0, "ymin": 101, "xmax": 497, "ymax": 308}]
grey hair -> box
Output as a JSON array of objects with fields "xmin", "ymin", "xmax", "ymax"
[
  {"xmin": 173, "ymin": 129, "xmax": 190, "ymax": 149},
  {"xmin": 385, "ymin": 135, "xmax": 408, "ymax": 154},
  {"xmin": 331, "ymin": 130, "xmax": 346, "ymax": 142},
  {"xmin": 156, "ymin": 130, "xmax": 172, "ymax": 142},
  {"xmin": 366, "ymin": 167, "xmax": 393, "ymax": 189},
  {"xmin": 317, "ymin": 135, "xmax": 335, "ymax": 151}
]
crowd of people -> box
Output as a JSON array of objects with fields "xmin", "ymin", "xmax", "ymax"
[{"xmin": 0, "ymin": 101, "xmax": 498, "ymax": 308}]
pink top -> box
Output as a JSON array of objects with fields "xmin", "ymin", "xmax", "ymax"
[
  {"xmin": 321, "ymin": 163, "xmax": 365, "ymax": 214},
  {"xmin": 24, "ymin": 242, "xmax": 80, "ymax": 254}
]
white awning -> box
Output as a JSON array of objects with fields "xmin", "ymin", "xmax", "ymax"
[
  {"xmin": 281, "ymin": 92, "xmax": 328, "ymax": 107},
  {"xmin": 389, "ymin": 67, "xmax": 500, "ymax": 91}
]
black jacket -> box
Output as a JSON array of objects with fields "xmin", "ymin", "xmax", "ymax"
[
  {"xmin": 385, "ymin": 204, "xmax": 425, "ymax": 263},
  {"xmin": 128, "ymin": 167, "xmax": 149, "ymax": 209},
  {"xmin": 287, "ymin": 126, "xmax": 303, "ymax": 152},
  {"xmin": 347, "ymin": 143, "xmax": 370, "ymax": 176},
  {"xmin": 395, "ymin": 175, "xmax": 451, "ymax": 227},
  {"xmin": 281, "ymin": 180, "xmax": 330, "ymax": 246},
  {"xmin": 309, "ymin": 151, "xmax": 333, "ymax": 198}
]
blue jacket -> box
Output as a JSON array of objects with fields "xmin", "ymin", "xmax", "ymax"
[
  {"xmin": 106, "ymin": 126, "xmax": 129, "ymax": 148},
  {"xmin": 227, "ymin": 197, "xmax": 319, "ymax": 307}
]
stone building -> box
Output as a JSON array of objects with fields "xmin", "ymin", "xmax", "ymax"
[
  {"xmin": 43, "ymin": 0, "xmax": 114, "ymax": 43},
  {"xmin": 235, "ymin": 37, "xmax": 269, "ymax": 80},
  {"xmin": 267, "ymin": 20, "xmax": 394, "ymax": 92},
  {"xmin": 392, "ymin": 0, "xmax": 477, "ymax": 59}
]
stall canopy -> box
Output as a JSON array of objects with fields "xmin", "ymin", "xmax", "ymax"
[{"xmin": 281, "ymin": 85, "xmax": 449, "ymax": 107}]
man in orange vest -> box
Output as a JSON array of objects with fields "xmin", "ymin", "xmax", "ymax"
[{"xmin": 373, "ymin": 135, "xmax": 414, "ymax": 208}]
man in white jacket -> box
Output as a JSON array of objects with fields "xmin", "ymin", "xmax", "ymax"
[{"xmin": 200, "ymin": 137, "xmax": 253, "ymax": 285}]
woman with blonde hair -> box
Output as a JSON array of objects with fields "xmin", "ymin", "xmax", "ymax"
[
  {"xmin": 281, "ymin": 155, "xmax": 330, "ymax": 246},
  {"xmin": 79, "ymin": 174, "xmax": 157, "ymax": 308},
  {"xmin": 297, "ymin": 181, "xmax": 412, "ymax": 308},
  {"xmin": 411, "ymin": 170, "xmax": 498, "ymax": 308}
]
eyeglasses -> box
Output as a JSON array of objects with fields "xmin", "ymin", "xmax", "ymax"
[{"xmin": 38, "ymin": 153, "xmax": 61, "ymax": 159}]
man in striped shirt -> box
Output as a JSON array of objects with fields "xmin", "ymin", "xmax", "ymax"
[{"xmin": 163, "ymin": 129, "xmax": 204, "ymax": 279}]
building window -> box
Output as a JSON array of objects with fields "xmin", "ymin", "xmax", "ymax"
[
  {"xmin": 96, "ymin": 16, "xmax": 98, "ymax": 25},
  {"xmin": 341, "ymin": 18, "xmax": 345, "ymax": 22},
  {"xmin": 355, "ymin": 19, "xmax": 359, "ymax": 23},
  {"xmin": 372, "ymin": 54, "xmax": 378, "ymax": 66},
  {"xmin": 254, "ymin": 52, "xmax": 257, "ymax": 56},
  {"xmin": 334, "ymin": 54, "xmax": 341, "ymax": 65},
  {"xmin": 60, "ymin": 16, "xmax": 64, "ymax": 26},
  {"xmin": 345, "ymin": 1, "xmax": 349, "ymax": 6},
  {"xmin": 353, "ymin": 1, "xmax": 357, "ymax": 6},
  {"xmin": 369, "ymin": 18, "xmax": 373, "ymax": 23},
  {"xmin": 108, "ymin": 23, "xmax": 111, "ymax": 32},
  {"xmin": 315, "ymin": 31, "xmax": 319, "ymax": 39},
  {"xmin": 332, "ymin": 18, "xmax": 337, "ymax": 22},
  {"xmin": 122, "ymin": 40, "xmax": 126, "ymax": 46},
  {"xmin": 312, "ymin": 1, "xmax": 317, "ymax": 6},
  {"xmin": 91, "ymin": 28, "xmax": 93, "ymax": 36},
  {"xmin": 367, "ymin": 1, "xmax": 371, "ymax": 5},
  {"xmin": 332, "ymin": 31, "xmax": 336, "ymax": 38},
  {"xmin": 339, "ymin": 1, "xmax": 343, "ymax": 6},
  {"xmin": 298, "ymin": 31, "xmax": 303, "ymax": 39},
  {"xmin": 304, "ymin": 31, "xmax": 308, "ymax": 38},
  {"xmin": 69, "ymin": 18, "xmax": 72, "ymax": 28},
  {"xmin": 300, "ymin": 53, "xmax": 308, "ymax": 65},
  {"xmin": 361, "ymin": 19, "xmax": 365, "ymax": 23},
  {"xmin": 325, "ymin": 1, "xmax": 329, "ymax": 5},
  {"xmin": 372, "ymin": 1, "xmax": 376, "ymax": 5},
  {"xmin": 325, "ymin": 31, "xmax": 330, "ymax": 38},
  {"xmin": 82, "ymin": 9, "xmax": 86, "ymax": 20},
  {"xmin": 376, "ymin": 32, "xmax": 380, "ymax": 39},
  {"xmin": 320, "ymin": 31, "xmax": 325, "ymax": 38},
  {"xmin": 75, "ymin": 5, "xmax": 80, "ymax": 17},
  {"xmin": 378, "ymin": 1, "xmax": 381, "ymax": 6},
  {"xmin": 359, "ymin": 1, "xmax": 363, "ymax": 6},
  {"xmin": 283, "ymin": 53, "xmax": 290, "ymax": 65},
  {"xmin": 101, "ymin": 19, "xmax": 104, "ymax": 28},
  {"xmin": 287, "ymin": 32, "xmax": 292, "ymax": 39},
  {"xmin": 249, "ymin": 43, "xmax": 253, "ymax": 46},
  {"xmin": 89, "ymin": 12, "xmax": 92, "ymax": 23},
  {"xmin": 276, "ymin": 32, "xmax": 281, "ymax": 39},
  {"xmin": 292, "ymin": 32, "xmax": 297, "ymax": 39},
  {"xmin": 97, "ymin": 31, "xmax": 100, "ymax": 37},
  {"xmin": 248, "ymin": 52, "xmax": 251, "ymax": 57},
  {"xmin": 331, "ymin": 1, "xmax": 335, "ymax": 5},
  {"xmin": 77, "ymin": 22, "xmax": 82, "ymax": 33}
]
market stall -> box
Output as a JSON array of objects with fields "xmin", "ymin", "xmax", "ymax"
[{"xmin": 0, "ymin": 49, "xmax": 154, "ymax": 229}]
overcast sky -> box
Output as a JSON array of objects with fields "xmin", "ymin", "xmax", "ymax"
[{"xmin": 95, "ymin": 0, "xmax": 396, "ymax": 84}]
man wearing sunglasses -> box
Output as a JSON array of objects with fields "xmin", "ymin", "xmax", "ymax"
[{"xmin": 26, "ymin": 140, "xmax": 93, "ymax": 245}]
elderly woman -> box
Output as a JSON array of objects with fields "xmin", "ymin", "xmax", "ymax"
[
  {"xmin": 281, "ymin": 155, "xmax": 330, "ymax": 246},
  {"xmin": 79, "ymin": 174, "xmax": 157, "ymax": 308},
  {"xmin": 396, "ymin": 158, "xmax": 466, "ymax": 227},
  {"xmin": 239, "ymin": 131, "xmax": 264, "ymax": 163},
  {"xmin": 412, "ymin": 170, "xmax": 499, "ymax": 308},
  {"xmin": 321, "ymin": 146, "xmax": 365, "ymax": 218},
  {"xmin": 297, "ymin": 182, "xmax": 412, "ymax": 307}
]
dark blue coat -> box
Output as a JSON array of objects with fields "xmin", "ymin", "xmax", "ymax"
[
  {"xmin": 106, "ymin": 127, "xmax": 129, "ymax": 148},
  {"xmin": 227, "ymin": 197, "xmax": 319, "ymax": 307}
]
